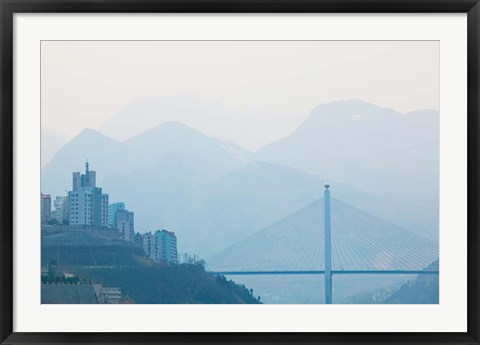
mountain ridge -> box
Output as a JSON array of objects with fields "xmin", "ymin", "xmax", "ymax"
[
  {"xmin": 42, "ymin": 99, "xmax": 439, "ymax": 255},
  {"xmin": 255, "ymin": 99, "xmax": 439, "ymax": 199}
]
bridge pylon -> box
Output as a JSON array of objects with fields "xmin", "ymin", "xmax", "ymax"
[{"xmin": 324, "ymin": 183, "xmax": 332, "ymax": 304}]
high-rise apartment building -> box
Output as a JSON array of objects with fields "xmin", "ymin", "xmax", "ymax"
[
  {"xmin": 142, "ymin": 232, "xmax": 156, "ymax": 260},
  {"xmin": 41, "ymin": 193, "xmax": 51, "ymax": 224},
  {"xmin": 101, "ymin": 194, "xmax": 109, "ymax": 228},
  {"xmin": 53, "ymin": 196, "xmax": 69, "ymax": 224},
  {"xmin": 115, "ymin": 210, "xmax": 134, "ymax": 242},
  {"xmin": 154, "ymin": 229, "xmax": 178, "ymax": 264},
  {"xmin": 68, "ymin": 161, "xmax": 109, "ymax": 227},
  {"xmin": 142, "ymin": 230, "xmax": 178, "ymax": 264},
  {"xmin": 108, "ymin": 202, "xmax": 125, "ymax": 228}
]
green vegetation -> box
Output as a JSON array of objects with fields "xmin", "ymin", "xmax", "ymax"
[
  {"xmin": 383, "ymin": 275, "xmax": 438, "ymax": 304},
  {"xmin": 42, "ymin": 225, "xmax": 261, "ymax": 304},
  {"xmin": 70, "ymin": 264, "xmax": 260, "ymax": 304},
  {"xmin": 383, "ymin": 260, "xmax": 439, "ymax": 304},
  {"xmin": 345, "ymin": 260, "xmax": 439, "ymax": 304},
  {"xmin": 41, "ymin": 225, "xmax": 146, "ymax": 267}
]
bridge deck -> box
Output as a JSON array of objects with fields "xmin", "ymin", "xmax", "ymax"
[{"xmin": 212, "ymin": 270, "xmax": 439, "ymax": 276}]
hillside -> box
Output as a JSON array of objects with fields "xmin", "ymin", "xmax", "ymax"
[
  {"xmin": 41, "ymin": 226, "xmax": 260, "ymax": 304},
  {"xmin": 345, "ymin": 261, "xmax": 439, "ymax": 304},
  {"xmin": 41, "ymin": 226, "xmax": 145, "ymax": 267},
  {"xmin": 383, "ymin": 260, "xmax": 439, "ymax": 304},
  {"xmin": 71, "ymin": 265, "xmax": 261, "ymax": 304}
]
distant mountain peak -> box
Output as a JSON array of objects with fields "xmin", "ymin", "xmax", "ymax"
[
  {"xmin": 310, "ymin": 99, "xmax": 399, "ymax": 117},
  {"xmin": 255, "ymin": 99, "xmax": 439, "ymax": 198},
  {"xmin": 66, "ymin": 128, "xmax": 120, "ymax": 148},
  {"xmin": 123, "ymin": 121, "xmax": 209, "ymax": 145},
  {"xmin": 77, "ymin": 127, "xmax": 111, "ymax": 138}
]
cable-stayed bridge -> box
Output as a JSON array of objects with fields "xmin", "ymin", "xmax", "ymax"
[{"xmin": 208, "ymin": 185, "xmax": 439, "ymax": 303}]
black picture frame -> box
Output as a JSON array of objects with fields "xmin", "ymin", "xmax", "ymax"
[{"xmin": 1, "ymin": 1, "xmax": 479, "ymax": 344}]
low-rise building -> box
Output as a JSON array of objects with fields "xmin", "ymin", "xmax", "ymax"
[{"xmin": 94, "ymin": 285, "xmax": 122, "ymax": 304}]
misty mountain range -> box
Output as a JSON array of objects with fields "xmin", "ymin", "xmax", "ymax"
[
  {"xmin": 99, "ymin": 93, "xmax": 304, "ymax": 151},
  {"xmin": 256, "ymin": 100, "xmax": 439, "ymax": 198},
  {"xmin": 42, "ymin": 99, "xmax": 439, "ymax": 256}
]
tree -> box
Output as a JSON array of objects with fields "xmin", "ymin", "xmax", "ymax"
[{"xmin": 47, "ymin": 259, "xmax": 58, "ymax": 278}]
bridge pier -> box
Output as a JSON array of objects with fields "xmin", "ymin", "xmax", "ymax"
[{"xmin": 324, "ymin": 183, "xmax": 332, "ymax": 304}]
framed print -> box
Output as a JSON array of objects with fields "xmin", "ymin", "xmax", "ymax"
[{"xmin": 1, "ymin": 0, "xmax": 479, "ymax": 344}]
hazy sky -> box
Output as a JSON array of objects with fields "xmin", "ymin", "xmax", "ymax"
[{"xmin": 41, "ymin": 40, "xmax": 439, "ymax": 143}]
